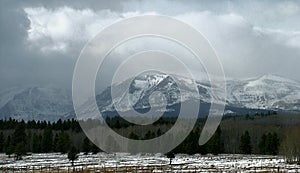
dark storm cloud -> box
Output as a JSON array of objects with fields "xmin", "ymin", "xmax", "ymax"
[
  {"xmin": 0, "ymin": 0, "xmax": 32, "ymax": 89},
  {"xmin": 1, "ymin": 0, "xmax": 300, "ymax": 91},
  {"xmin": 0, "ymin": 0, "xmax": 132, "ymax": 90},
  {"xmin": 0, "ymin": 0, "xmax": 103, "ymax": 90}
]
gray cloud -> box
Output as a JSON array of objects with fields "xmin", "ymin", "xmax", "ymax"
[
  {"xmin": 0, "ymin": 1, "xmax": 75, "ymax": 90},
  {"xmin": 1, "ymin": 0, "xmax": 300, "ymax": 92}
]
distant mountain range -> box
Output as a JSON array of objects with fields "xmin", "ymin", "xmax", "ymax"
[
  {"xmin": 1, "ymin": 74, "xmax": 300, "ymax": 121},
  {"xmin": 0, "ymin": 86, "xmax": 73, "ymax": 121}
]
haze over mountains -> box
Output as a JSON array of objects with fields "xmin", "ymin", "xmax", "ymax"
[
  {"xmin": 0, "ymin": 86, "xmax": 72, "ymax": 121},
  {"xmin": 1, "ymin": 74, "xmax": 300, "ymax": 121}
]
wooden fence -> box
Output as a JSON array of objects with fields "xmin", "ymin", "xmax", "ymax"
[{"xmin": 0, "ymin": 164, "xmax": 299, "ymax": 173}]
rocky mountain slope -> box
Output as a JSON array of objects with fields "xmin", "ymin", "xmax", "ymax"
[{"xmin": 1, "ymin": 74, "xmax": 300, "ymax": 121}]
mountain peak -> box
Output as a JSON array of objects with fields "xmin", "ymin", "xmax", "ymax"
[
  {"xmin": 2, "ymin": 74, "xmax": 300, "ymax": 121},
  {"xmin": 258, "ymin": 74, "xmax": 298, "ymax": 84},
  {"xmin": 0, "ymin": 85, "xmax": 72, "ymax": 121}
]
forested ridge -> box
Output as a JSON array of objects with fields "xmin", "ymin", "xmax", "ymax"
[{"xmin": 0, "ymin": 113, "xmax": 300, "ymax": 164}]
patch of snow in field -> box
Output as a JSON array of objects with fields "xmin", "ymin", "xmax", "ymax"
[{"xmin": 1, "ymin": 153, "xmax": 300, "ymax": 172}]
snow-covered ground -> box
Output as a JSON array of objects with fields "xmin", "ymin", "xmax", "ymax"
[{"xmin": 1, "ymin": 153, "xmax": 300, "ymax": 172}]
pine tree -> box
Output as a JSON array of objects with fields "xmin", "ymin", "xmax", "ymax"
[
  {"xmin": 266, "ymin": 132, "xmax": 279, "ymax": 155},
  {"xmin": 68, "ymin": 145, "xmax": 79, "ymax": 166},
  {"xmin": 166, "ymin": 152, "xmax": 175, "ymax": 165},
  {"xmin": 115, "ymin": 119, "xmax": 121, "ymax": 129},
  {"xmin": 15, "ymin": 142, "xmax": 26, "ymax": 160},
  {"xmin": 207, "ymin": 126, "xmax": 224, "ymax": 155},
  {"xmin": 266, "ymin": 133, "xmax": 273, "ymax": 155},
  {"xmin": 12, "ymin": 123, "xmax": 27, "ymax": 146},
  {"xmin": 172, "ymin": 128, "xmax": 201, "ymax": 155},
  {"xmin": 26, "ymin": 131, "xmax": 32, "ymax": 152},
  {"xmin": 0, "ymin": 131, "xmax": 4, "ymax": 152},
  {"xmin": 239, "ymin": 131, "xmax": 252, "ymax": 154},
  {"xmin": 5, "ymin": 135, "xmax": 13, "ymax": 157},
  {"xmin": 143, "ymin": 130, "xmax": 155, "ymax": 140},
  {"xmin": 32, "ymin": 133, "xmax": 41, "ymax": 153},
  {"xmin": 156, "ymin": 128, "xmax": 162, "ymax": 136},
  {"xmin": 259, "ymin": 134, "xmax": 267, "ymax": 154},
  {"xmin": 12, "ymin": 123, "xmax": 27, "ymax": 158},
  {"xmin": 91, "ymin": 142, "xmax": 100, "ymax": 154},
  {"xmin": 258, "ymin": 132, "xmax": 280, "ymax": 155},
  {"xmin": 53, "ymin": 133, "xmax": 59, "ymax": 152},
  {"xmin": 56, "ymin": 132, "xmax": 70, "ymax": 154},
  {"xmin": 271, "ymin": 132, "xmax": 279, "ymax": 155},
  {"xmin": 82, "ymin": 137, "xmax": 91, "ymax": 155},
  {"xmin": 129, "ymin": 132, "xmax": 139, "ymax": 140},
  {"xmin": 42, "ymin": 127, "xmax": 53, "ymax": 152},
  {"xmin": 185, "ymin": 130, "xmax": 202, "ymax": 155}
]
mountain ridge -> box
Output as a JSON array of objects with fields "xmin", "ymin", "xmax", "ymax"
[{"xmin": 1, "ymin": 74, "xmax": 300, "ymax": 121}]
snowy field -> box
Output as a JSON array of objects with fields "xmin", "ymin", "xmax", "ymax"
[{"xmin": 1, "ymin": 153, "xmax": 300, "ymax": 172}]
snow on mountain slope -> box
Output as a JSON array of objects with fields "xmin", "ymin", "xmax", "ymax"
[
  {"xmin": 0, "ymin": 86, "xmax": 72, "ymax": 121},
  {"xmin": 226, "ymin": 74, "xmax": 300, "ymax": 110},
  {"xmin": 0, "ymin": 87, "xmax": 26, "ymax": 109},
  {"xmin": 95, "ymin": 72, "xmax": 216, "ymax": 113},
  {"xmin": 95, "ymin": 73, "xmax": 300, "ymax": 114},
  {"xmin": 1, "ymin": 74, "xmax": 300, "ymax": 121}
]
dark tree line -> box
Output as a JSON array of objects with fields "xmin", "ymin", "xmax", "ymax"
[
  {"xmin": 0, "ymin": 117, "xmax": 282, "ymax": 160},
  {"xmin": 0, "ymin": 119, "xmax": 99, "ymax": 160},
  {"xmin": 2, "ymin": 123, "xmax": 27, "ymax": 159},
  {"xmin": 239, "ymin": 131, "xmax": 252, "ymax": 154},
  {"xmin": 81, "ymin": 137, "xmax": 101, "ymax": 155},
  {"xmin": 0, "ymin": 118, "xmax": 81, "ymax": 132},
  {"xmin": 238, "ymin": 131, "xmax": 280, "ymax": 155},
  {"xmin": 171, "ymin": 126, "xmax": 224, "ymax": 155},
  {"xmin": 0, "ymin": 132, "xmax": 4, "ymax": 152},
  {"xmin": 259, "ymin": 132, "xmax": 279, "ymax": 155}
]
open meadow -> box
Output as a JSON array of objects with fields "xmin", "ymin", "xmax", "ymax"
[{"xmin": 1, "ymin": 153, "xmax": 300, "ymax": 173}]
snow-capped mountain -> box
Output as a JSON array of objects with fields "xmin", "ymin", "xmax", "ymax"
[
  {"xmin": 1, "ymin": 74, "xmax": 300, "ymax": 121},
  {"xmin": 0, "ymin": 86, "xmax": 73, "ymax": 121},
  {"xmin": 74, "ymin": 73, "xmax": 299, "ymax": 119},
  {"xmin": 98, "ymin": 72, "xmax": 213, "ymax": 113},
  {"xmin": 226, "ymin": 74, "xmax": 300, "ymax": 111},
  {"xmin": 94, "ymin": 73, "xmax": 300, "ymax": 116}
]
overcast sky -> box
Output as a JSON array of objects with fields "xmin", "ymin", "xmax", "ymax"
[{"xmin": 1, "ymin": 0, "xmax": 300, "ymax": 91}]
